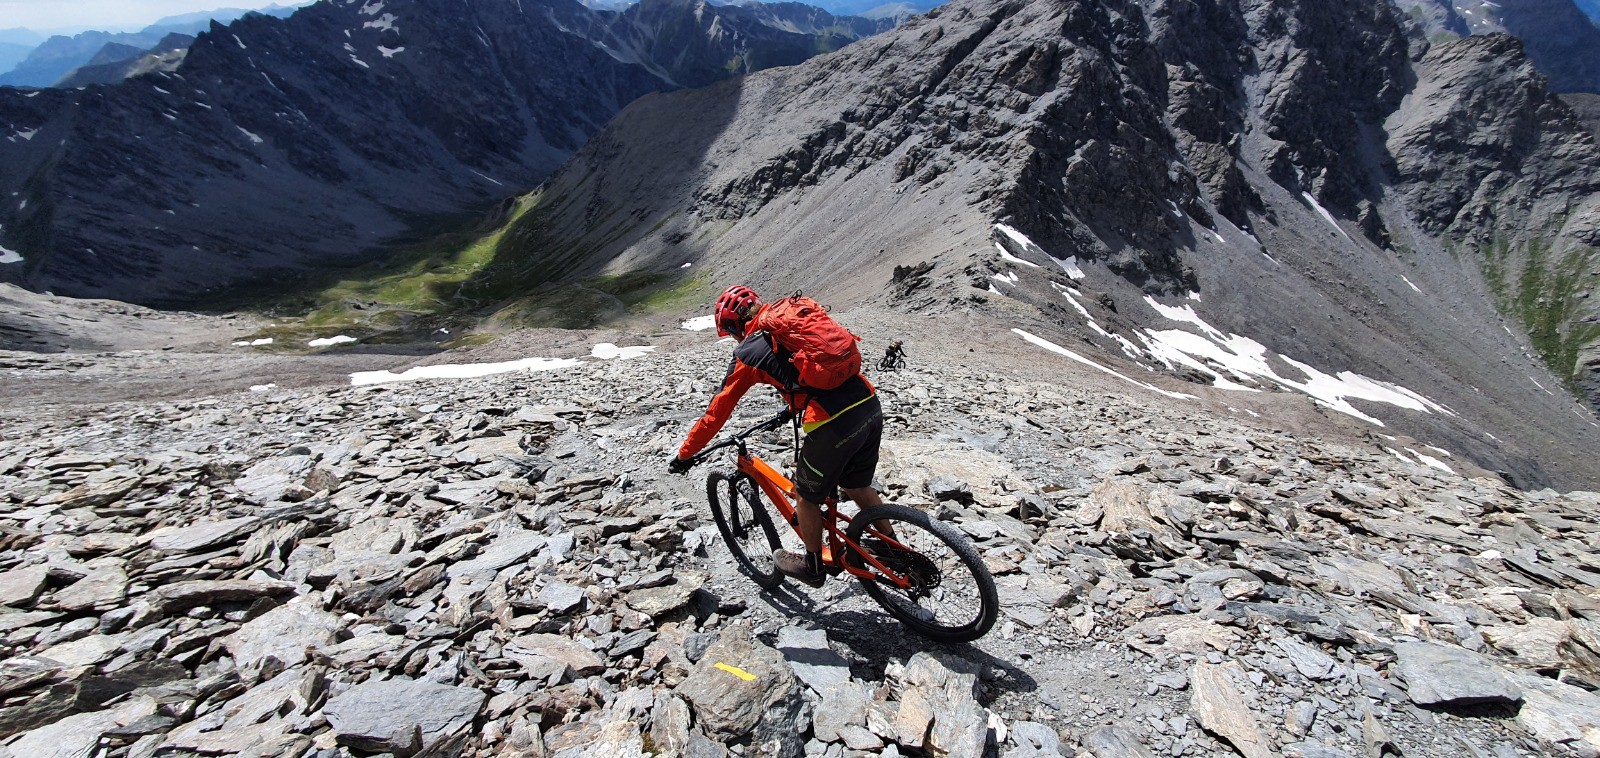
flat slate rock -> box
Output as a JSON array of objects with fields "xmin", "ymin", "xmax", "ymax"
[
  {"xmin": 323, "ymin": 677, "xmax": 486, "ymax": 755},
  {"xmin": 0, "ymin": 566, "xmax": 50, "ymax": 608},
  {"xmin": 222, "ymin": 602, "xmax": 340, "ymax": 674},
  {"xmin": 147, "ymin": 579, "xmax": 297, "ymax": 617},
  {"xmin": 504, "ymin": 633, "xmax": 605, "ymax": 680},
  {"xmin": 445, "ymin": 530, "xmax": 544, "ymax": 578},
  {"xmin": 623, "ymin": 573, "xmax": 706, "ymax": 618},
  {"xmin": 1393, "ymin": 641, "xmax": 1523, "ymax": 707},
  {"xmin": 1190, "ymin": 661, "xmax": 1275, "ymax": 758},
  {"xmin": 52, "ymin": 565, "xmax": 129, "ymax": 612},
  {"xmin": 148, "ymin": 517, "xmax": 260, "ymax": 553},
  {"xmin": 775, "ymin": 626, "xmax": 851, "ymax": 694}
]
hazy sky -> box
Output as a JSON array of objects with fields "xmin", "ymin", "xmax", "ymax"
[{"xmin": 0, "ymin": 0, "xmax": 308, "ymax": 33}]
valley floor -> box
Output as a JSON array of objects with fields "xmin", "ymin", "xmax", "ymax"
[{"xmin": 0, "ymin": 305, "xmax": 1597, "ymax": 757}]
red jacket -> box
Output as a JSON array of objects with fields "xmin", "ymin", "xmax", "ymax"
[{"xmin": 679, "ymin": 329, "xmax": 876, "ymax": 459}]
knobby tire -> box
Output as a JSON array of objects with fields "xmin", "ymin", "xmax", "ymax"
[
  {"xmin": 846, "ymin": 503, "xmax": 999, "ymax": 643},
  {"xmin": 706, "ymin": 470, "xmax": 783, "ymax": 589}
]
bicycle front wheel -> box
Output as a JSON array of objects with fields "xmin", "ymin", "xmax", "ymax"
[
  {"xmin": 845, "ymin": 504, "xmax": 999, "ymax": 643},
  {"xmin": 706, "ymin": 470, "xmax": 783, "ymax": 589}
]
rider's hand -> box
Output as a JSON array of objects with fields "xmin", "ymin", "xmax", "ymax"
[{"xmin": 668, "ymin": 456, "xmax": 694, "ymax": 475}]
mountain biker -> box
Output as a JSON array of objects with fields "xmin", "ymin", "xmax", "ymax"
[
  {"xmin": 883, "ymin": 340, "xmax": 906, "ymax": 368},
  {"xmin": 669, "ymin": 285, "xmax": 884, "ymax": 587}
]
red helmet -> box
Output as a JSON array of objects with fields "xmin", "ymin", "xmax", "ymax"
[{"xmin": 714, "ymin": 285, "xmax": 761, "ymax": 338}]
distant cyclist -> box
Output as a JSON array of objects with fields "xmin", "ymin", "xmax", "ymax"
[
  {"xmin": 669, "ymin": 285, "xmax": 884, "ymax": 587},
  {"xmin": 880, "ymin": 340, "xmax": 907, "ymax": 371}
]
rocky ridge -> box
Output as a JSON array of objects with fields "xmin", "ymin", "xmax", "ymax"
[
  {"xmin": 1393, "ymin": 0, "xmax": 1600, "ymax": 95},
  {"xmin": 55, "ymin": 34, "xmax": 199, "ymax": 89},
  {"xmin": 1, "ymin": 315, "xmax": 1599, "ymax": 757}
]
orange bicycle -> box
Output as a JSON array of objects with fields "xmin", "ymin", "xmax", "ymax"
[{"xmin": 687, "ymin": 410, "xmax": 998, "ymax": 643}]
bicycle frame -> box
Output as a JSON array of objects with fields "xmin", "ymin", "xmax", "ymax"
[{"xmin": 731, "ymin": 441, "xmax": 919, "ymax": 590}]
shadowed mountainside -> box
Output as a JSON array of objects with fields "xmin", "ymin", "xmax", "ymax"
[{"xmin": 0, "ymin": 0, "xmax": 890, "ymax": 305}]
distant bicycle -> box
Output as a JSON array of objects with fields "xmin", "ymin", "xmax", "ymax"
[
  {"xmin": 685, "ymin": 410, "xmax": 998, "ymax": 643},
  {"xmin": 878, "ymin": 341, "xmax": 907, "ymax": 372}
]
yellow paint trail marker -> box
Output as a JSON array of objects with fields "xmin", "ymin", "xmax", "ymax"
[{"xmin": 714, "ymin": 662, "xmax": 757, "ymax": 681}]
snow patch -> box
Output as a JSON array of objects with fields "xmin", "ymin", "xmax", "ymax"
[
  {"xmin": 994, "ymin": 242, "xmax": 1042, "ymax": 269},
  {"xmin": 308, "ymin": 335, "xmax": 358, "ymax": 348},
  {"xmin": 351, "ymin": 356, "xmax": 582, "ymax": 386},
  {"xmin": 349, "ymin": 55, "xmax": 370, "ymax": 69},
  {"xmin": 237, "ymin": 126, "xmax": 263, "ymax": 144},
  {"xmin": 0, "ymin": 246, "xmax": 23, "ymax": 265},
  {"xmin": 591, "ymin": 344, "xmax": 655, "ymax": 360},
  {"xmin": 378, "ymin": 45, "xmax": 405, "ymax": 58},
  {"xmin": 469, "ymin": 170, "xmax": 501, "ymax": 186},
  {"xmin": 250, "ymin": 384, "xmax": 276, "ymax": 393},
  {"xmin": 1406, "ymin": 448, "xmax": 1456, "ymax": 473},
  {"xmin": 991, "ymin": 271, "xmax": 1019, "ymax": 286},
  {"xmin": 13, "ymin": 129, "xmax": 36, "ymax": 142},
  {"xmin": 1057, "ymin": 286, "xmax": 1089, "ymax": 319},
  {"xmin": 1301, "ymin": 192, "xmax": 1352, "ymax": 241},
  {"xmin": 1055, "ymin": 256, "xmax": 1086, "ymax": 280},
  {"xmin": 994, "ymin": 223, "xmax": 1038, "ymax": 252},
  {"xmin": 233, "ymin": 35, "xmax": 247, "ymax": 49},
  {"xmin": 1137, "ymin": 295, "xmax": 1451, "ymax": 425},
  {"xmin": 1389, "ymin": 447, "xmax": 1455, "ymax": 474},
  {"xmin": 681, "ymin": 315, "xmax": 716, "ymax": 331},
  {"xmin": 364, "ymin": 13, "xmax": 398, "ymax": 32},
  {"xmin": 360, "ymin": 0, "xmax": 386, "ymax": 14},
  {"xmin": 1401, "ymin": 275, "xmax": 1422, "ymax": 294},
  {"xmin": 1013, "ymin": 329, "xmax": 1197, "ymax": 401},
  {"xmin": 233, "ymin": 338, "xmax": 274, "ymax": 347}
]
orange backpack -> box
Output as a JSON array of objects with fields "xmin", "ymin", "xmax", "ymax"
[{"xmin": 750, "ymin": 294, "xmax": 862, "ymax": 390}]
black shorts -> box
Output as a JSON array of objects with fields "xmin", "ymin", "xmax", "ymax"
[{"xmin": 794, "ymin": 395, "xmax": 883, "ymax": 504}]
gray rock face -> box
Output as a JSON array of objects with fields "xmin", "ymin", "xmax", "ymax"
[
  {"xmin": 323, "ymin": 678, "xmax": 486, "ymax": 755},
  {"xmin": 1393, "ymin": 642, "xmax": 1524, "ymax": 707},
  {"xmin": 1385, "ymin": 32, "xmax": 1600, "ymax": 410},
  {"xmin": 677, "ymin": 625, "xmax": 809, "ymax": 756}
]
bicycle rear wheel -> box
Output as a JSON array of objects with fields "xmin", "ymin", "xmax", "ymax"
[
  {"xmin": 845, "ymin": 504, "xmax": 998, "ymax": 643},
  {"xmin": 707, "ymin": 471, "xmax": 783, "ymax": 589}
]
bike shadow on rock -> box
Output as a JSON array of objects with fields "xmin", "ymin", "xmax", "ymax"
[{"xmin": 744, "ymin": 581, "xmax": 1039, "ymax": 700}]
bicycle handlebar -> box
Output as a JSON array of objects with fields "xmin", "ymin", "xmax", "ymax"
[{"xmin": 689, "ymin": 410, "xmax": 794, "ymax": 466}]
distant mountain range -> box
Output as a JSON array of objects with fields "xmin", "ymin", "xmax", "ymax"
[
  {"xmin": 0, "ymin": 5, "xmax": 303, "ymax": 88},
  {"xmin": 0, "ymin": 0, "xmax": 890, "ymax": 304},
  {"xmin": 595, "ymin": 0, "xmax": 944, "ymax": 20}
]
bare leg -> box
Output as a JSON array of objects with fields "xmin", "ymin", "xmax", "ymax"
[
  {"xmin": 795, "ymin": 497, "xmax": 824, "ymax": 553},
  {"xmin": 841, "ymin": 486, "xmax": 895, "ymax": 538}
]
